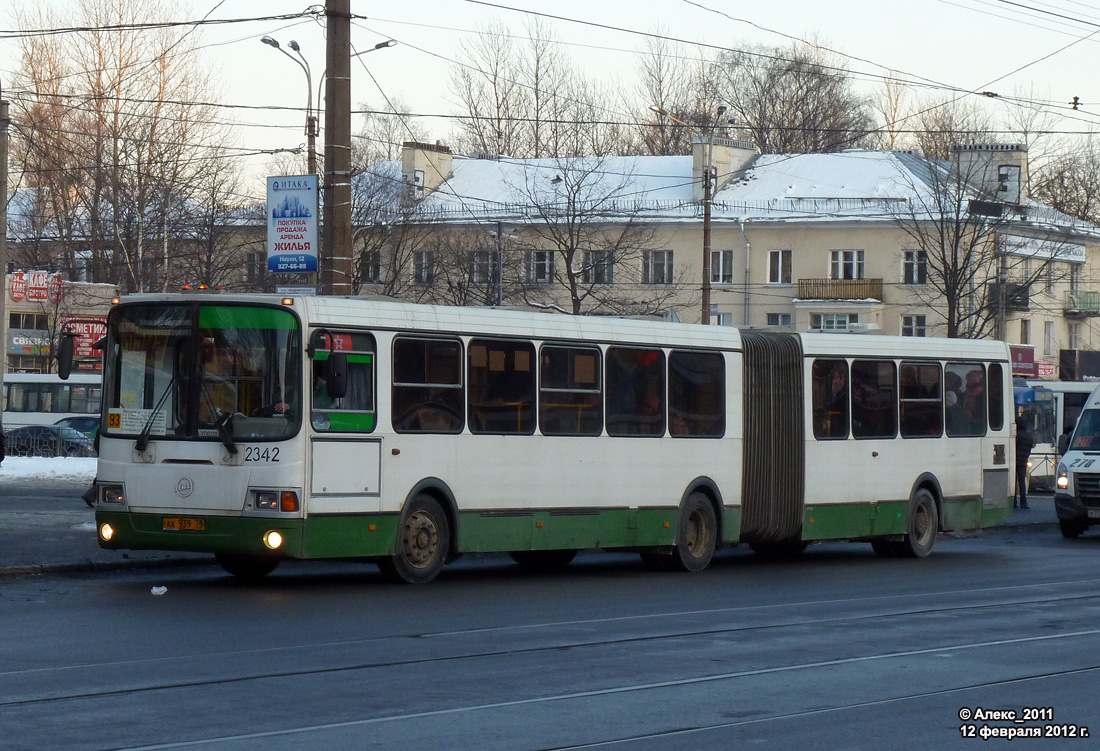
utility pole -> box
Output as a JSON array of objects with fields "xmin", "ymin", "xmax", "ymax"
[
  {"xmin": 0, "ymin": 87, "xmax": 9, "ymax": 457},
  {"xmin": 322, "ymin": 0, "xmax": 352, "ymax": 296},
  {"xmin": 701, "ymin": 156, "xmax": 713, "ymax": 325}
]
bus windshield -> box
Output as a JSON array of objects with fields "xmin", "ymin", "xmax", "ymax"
[{"xmin": 102, "ymin": 303, "xmax": 301, "ymax": 442}]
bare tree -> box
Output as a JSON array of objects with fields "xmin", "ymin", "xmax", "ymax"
[
  {"xmin": 11, "ymin": 0, "xmax": 230, "ymax": 293},
  {"xmin": 503, "ymin": 156, "xmax": 692, "ymax": 316},
  {"xmin": 911, "ymin": 98, "xmax": 994, "ymax": 160},
  {"xmin": 353, "ymin": 97, "xmax": 428, "ymax": 168},
  {"xmin": 1032, "ymin": 139, "xmax": 1100, "ymax": 226},
  {"xmin": 449, "ymin": 20, "xmax": 523, "ymax": 157},
  {"xmin": 869, "ymin": 74, "xmax": 911, "ymax": 151},
  {"xmin": 890, "ymin": 150, "xmax": 1071, "ymax": 338},
  {"xmin": 715, "ymin": 41, "xmax": 872, "ymax": 154}
]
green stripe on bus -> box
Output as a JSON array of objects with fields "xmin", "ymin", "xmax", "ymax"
[
  {"xmin": 320, "ymin": 413, "xmax": 377, "ymax": 431},
  {"xmin": 313, "ymin": 352, "xmax": 373, "ymax": 363},
  {"xmin": 96, "ymin": 510, "xmax": 305, "ymax": 557},
  {"xmin": 456, "ymin": 507, "xmax": 678, "ymax": 552},
  {"xmin": 199, "ymin": 305, "xmax": 298, "ymax": 330},
  {"xmin": 802, "ymin": 502, "xmax": 909, "ymax": 540}
]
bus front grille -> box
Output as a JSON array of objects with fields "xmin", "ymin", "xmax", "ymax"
[{"xmin": 1075, "ymin": 474, "xmax": 1100, "ymax": 507}]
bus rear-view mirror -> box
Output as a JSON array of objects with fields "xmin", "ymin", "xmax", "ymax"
[
  {"xmin": 1058, "ymin": 434, "xmax": 1069, "ymax": 456},
  {"xmin": 57, "ymin": 336, "xmax": 75, "ymax": 380},
  {"xmin": 326, "ymin": 352, "xmax": 348, "ymax": 400}
]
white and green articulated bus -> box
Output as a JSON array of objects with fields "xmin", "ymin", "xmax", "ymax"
[{"xmin": 87, "ymin": 293, "xmax": 1015, "ymax": 582}]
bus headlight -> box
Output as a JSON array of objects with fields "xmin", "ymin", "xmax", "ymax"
[
  {"xmin": 99, "ymin": 523, "xmax": 115, "ymax": 542},
  {"xmin": 1026, "ymin": 460, "xmax": 1033, "ymax": 469},
  {"xmin": 1057, "ymin": 463, "xmax": 1070, "ymax": 490},
  {"xmin": 256, "ymin": 491, "xmax": 279, "ymax": 509},
  {"xmin": 263, "ymin": 530, "xmax": 284, "ymax": 550},
  {"xmin": 102, "ymin": 485, "xmax": 125, "ymax": 504}
]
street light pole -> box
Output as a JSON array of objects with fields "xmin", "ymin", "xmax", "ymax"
[
  {"xmin": 651, "ymin": 105, "xmax": 726, "ymax": 324},
  {"xmin": 260, "ymin": 36, "xmax": 316, "ymax": 175}
]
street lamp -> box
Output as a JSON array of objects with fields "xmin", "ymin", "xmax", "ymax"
[
  {"xmin": 650, "ymin": 104, "xmax": 727, "ymax": 325},
  {"xmin": 260, "ymin": 36, "xmax": 318, "ymax": 175}
]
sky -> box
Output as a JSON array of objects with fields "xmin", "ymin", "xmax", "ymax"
[{"xmin": 3, "ymin": 0, "xmax": 1100, "ymax": 201}]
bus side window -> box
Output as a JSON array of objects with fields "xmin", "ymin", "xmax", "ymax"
[
  {"xmin": 392, "ymin": 337, "xmax": 464, "ymax": 434},
  {"xmin": 605, "ymin": 347, "xmax": 665, "ymax": 437},
  {"xmin": 899, "ymin": 362, "xmax": 943, "ymax": 438},
  {"xmin": 539, "ymin": 345, "xmax": 603, "ymax": 436},
  {"xmin": 988, "ymin": 363, "xmax": 1004, "ymax": 431},
  {"xmin": 310, "ymin": 331, "xmax": 377, "ymax": 432},
  {"xmin": 811, "ymin": 359, "xmax": 849, "ymax": 440},
  {"xmin": 467, "ymin": 339, "xmax": 536, "ymax": 435},
  {"xmin": 945, "ymin": 361, "xmax": 985, "ymax": 437},
  {"xmin": 851, "ymin": 360, "xmax": 897, "ymax": 439},
  {"xmin": 668, "ymin": 350, "xmax": 725, "ymax": 437}
]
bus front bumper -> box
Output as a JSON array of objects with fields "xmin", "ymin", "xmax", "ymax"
[{"xmin": 94, "ymin": 510, "xmax": 305, "ymax": 558}]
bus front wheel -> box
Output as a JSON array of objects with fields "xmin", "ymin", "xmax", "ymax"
[
  {"xmin": 215, "ymin": 553, "xmax": 280, "ymax": 581},
  {"xmin": 379, "ymin": 495, "xmax": 450, "ymax": 584},
  {"xmin": 669, "ymin": 492, "xmax": 717, "ymax": 572}
]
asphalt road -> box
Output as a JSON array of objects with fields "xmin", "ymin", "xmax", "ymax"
[{"xmin": 2, "ymin": 520, "xmax": 1098, "ymax": 751}]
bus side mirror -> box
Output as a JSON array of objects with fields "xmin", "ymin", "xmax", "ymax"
[
  {"xmin": 1058, "ymin": 434, "xmax": 1069, "ymax": 456},
  {"xmin": 326, "ymin": 353, "xmax": 348, "ymax": 400},
  {"xmin": 57, "ymin": 335, "xmax": 75, "ymax": 380}
]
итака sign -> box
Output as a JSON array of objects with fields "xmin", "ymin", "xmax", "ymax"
[
  {"xmin": 266, "ymin": 175, "xmax": 319, "ymax": 274},
  {"xmin": 9, "ymin": 271, "xmax": 64, "ymax": 303}
]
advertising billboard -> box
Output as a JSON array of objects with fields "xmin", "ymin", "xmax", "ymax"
[{"xmin": 266, "ymin": 175, "xmax": 319, "ymax": 274}]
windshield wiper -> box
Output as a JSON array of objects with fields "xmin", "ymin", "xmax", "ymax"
[
  {"xmin": 135, "ymin": 376, "xmax": 176, "ymax": 453},
  {"xmin": 214, "ymin": 411, "xmax": 239, "ymax": 455}
]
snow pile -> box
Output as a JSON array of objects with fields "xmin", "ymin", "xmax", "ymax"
[{"xmin": 0, "ymin": 456, "xmax": 97, "ymax": 481}]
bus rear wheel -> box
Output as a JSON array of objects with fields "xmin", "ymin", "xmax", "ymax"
[
  {"xmin": 378, "ymin": 495, "xmax": 450, "ymax": 584},
  {"xmin": 668, "ymin": 492, "xmax": 717, "ymax": 573},
  {"xmin": 509, "ymin": 549, "xmax": 577, "ymax": 572},
  {"xmin": 899, "ymin": 489, "xmax": 938, "ymax": 558},
  {"xmin": 215, "ymin": 553, "xmax": 280, "ymax": 581}
]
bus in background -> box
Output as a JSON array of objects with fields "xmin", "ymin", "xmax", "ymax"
[
  {"xmin": 87, "ymin": 293, "xmax": 1014, "ymax": 583},
  {"xmin": 1014, "ymin": 384, "xmax": 1055, "ymax": 488},
  {"xmin": 2, "ymin": 373, "xmax": 102, "ymax": 429},
  {"xmin": 1024, "ymin": 380, "xmax": 1099, "ymax": 488}
]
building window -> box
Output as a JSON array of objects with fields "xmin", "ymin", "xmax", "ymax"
[
  {"xmin": 468, "ymin": 250, "xmax": 494, "ymax": 284},
  {"xmin": 766, "ymin": 313, "xmax": 792, "ymax": 327},
  {"xmin": 246, "ymin": 251, "xmax": 265, "ymax": 284},
  {"xmin": 768, "ymin": 250, "xmax": 791, "ymax": 284},
  {"xmin": 903, "ymin": 250, "xmax": 927, "ymax": 285},
  {"xmin": 361, "ymin": 251, "xmax": 381, "ymax": 284},
  {"xmin": 1069, "ymin": 321, "xmax": 1080, "ymax": 350},
  {"xmin": 1070, "ymin": 265, "xmax": 1081, "ymax": 290},
  {"xmin": 8, "ymin": 313, "xmax": 49, "ymax": 331},
  {"xmin": 830, "ymin": 250, "xmax": 864, "ymax": 280},
  {"xmin": 1020, "ymin": 318, "xmax": 1030, "ymax": 345},
  {"xmin": 414, "ymin": 251, "xmax": 435, "ymax": 284},
  {"xmin": 716, "ymin": 313, "xmax": 735, "ymax": 326},
  {"xmin": 527, "ymin": 250, "xmax": 553, "ymax": 284},
  {"xmin": 1044, "ymin": 321, "xmax": 1055, "ymax": 357},
  {"xmin": 583, "ymin": 250, "xmax": 614, "ymax": 285},
  {"xmin": 1045, "ymin": 262, "xmax": 1055, "ymax": 295},
  {"xmin": 711, "ymin": 250, "xmax": 734, "ymax": 284},
  {"xmin": 810, "ymin": 313, "xmax": 857, "ymax": 331},
  {"xmin": 902, "ymin": 315, "xmax": 926, "ymax": 337},
  {"xmin": 643, "ymin": 250, "xmax": 674, "ymax": 284}
]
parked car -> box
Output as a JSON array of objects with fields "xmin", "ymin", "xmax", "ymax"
[
  {"xmin": 3, "ymin": 425, "xmax": 96, "ymax": 457},
  {"xmin": 53, "ymin": 416, "xmax": 101, "ymax": 437}
]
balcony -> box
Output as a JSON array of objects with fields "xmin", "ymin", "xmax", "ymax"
[
  {"xmin": 797, "ymin": 278, "xmax": 883, "ymax": 301},
  {"xmin": 1065, "ymin": 290, "xmax": 1100, "ymax": 317}
]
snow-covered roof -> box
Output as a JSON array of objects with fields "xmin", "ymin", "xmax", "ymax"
[{"xmin": 406, "ymin": 149, "xmax": 1100, "ymax": 239}]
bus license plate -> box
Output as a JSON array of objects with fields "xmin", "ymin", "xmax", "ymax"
[
  {"xmin": 163, "ymin": 517, "xmax": 206, "ymax": 532},
  {"xmin": 1088, "ymin": 509, "xmax": 1100, "ymax": 519}
]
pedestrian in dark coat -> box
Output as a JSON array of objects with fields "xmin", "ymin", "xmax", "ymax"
[{"xmin": 1015, "ymin": 416, "xmax": 1035, "ymax": 509}]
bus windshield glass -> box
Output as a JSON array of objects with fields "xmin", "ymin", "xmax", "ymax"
[{"xmin": 103, "ymin": 304, "xmax": 301, "ymax": 441}]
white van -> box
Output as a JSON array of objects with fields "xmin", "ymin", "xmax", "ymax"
[{"xmin": 1055, "ymin": 384, "xmax": 1100, "ymax": 538}]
